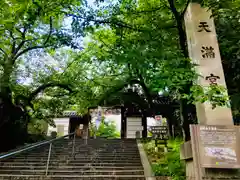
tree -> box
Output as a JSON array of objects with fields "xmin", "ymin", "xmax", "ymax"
[
  {"xmin": 211, "ymin": 0, "xmax": 240, "ymax": 118},
  {"xmin": 1, "ymin": 0, "xmax": 239, "ymax": 152},
  {"xmin": 69, "ymin": 0, "xmax": 197, "ymax": 140},
  {"xmin": 69, "ymin": 0, "xmax": 235, "ymax": 140},
  {"xmin": 0, "ymin": 0, "xmax": 80, "ymax": 151}
]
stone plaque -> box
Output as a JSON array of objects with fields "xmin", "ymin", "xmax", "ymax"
[{"xmin": 190, "ymin": 125, "xmax": 240, "ymax": 168}]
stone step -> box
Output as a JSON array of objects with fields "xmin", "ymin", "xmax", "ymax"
[
  {"xmin": 10, "ymin": 155, "xmax": 141, "ymax": 159},
  {"xmin": 6, "ymin": 158, "xmax": 141, "ymax": 162},
  {"xmin": 26, "ymin": 148, "xmax": 139, "ymax": 151},
  {"xmin": 0, "ymin": 169, "xmax": 145, "ymax": 175},
  {"xmin": 49, "ymin": 147, "xmax": 139, "ymax": 150},
  {"xmin": 0, "ymin": 165, "xmax": 143, "ymax": 170},
  {"xmin": 52, "ymin": 145, "xmax": 138, "ymax": 148},
  {"xmin": 2, "ymin": 160, "xmax": 142, "ymax": 164},
  {"xmin": 0, "ymin": 139, "xmax": 143, "ymax": 179},
  {"xmin": 31, "ymin": 147, "xmax": 139, "ymax": 149},
  {"xmin": 51, "ymin": 145, "xmax": 138, "ymax": 148},
  {"xmin": 0, "ymin": 174, "xmax": 145, "ymax": 180},
  {"xmin": 57, "ymin": 143, "xmax": 138, "ymax": 144},
  {"xmin": 9, "ymin": 151, "xmax": 141, "ymax": 155},
  {"xmin": 53, "ymin": 142, "xmax": 138, "ymax": 144},
  {"xmin": 4, "ymin": 157, "xmax": 142, "ymax": 161},
  {"xmin": 17, "ymin": 153, "xmax": 140, "ymax": 157},
  {"xmin": 17, "ymin": 153, "xmax": 139, "ymax": 157},
  {"xmin": 54, "ymin": 145, "xmax": 138, "ymax": 148},
  {"xmin": 9, "ymin": 154, "xmax": 140, "ymax": 160},
  {"xmin": 56, "ymin": 142, "xmax": 138, "ymax": 145},
  {"xmin": 1, "ymin": 162, "xmax": 142, "ymax": 167},
  {"xmin": 21, "ymin": 150, "xmax": 140, "ymax": 154}
]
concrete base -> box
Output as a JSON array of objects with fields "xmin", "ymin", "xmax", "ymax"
[
  {"xmin": 82, "ymin": 124, "xmax": 89, "ymax": 139},
  {"xmin": 180, "ymin": 141, "xmax": 196, "ymax": 179}
]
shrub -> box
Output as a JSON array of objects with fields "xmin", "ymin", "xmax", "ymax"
[
  {"xmin": 144, "ymin": 138, "xmax": 186, "ymax": 180},
  {"xmin": 90, "ymin": 117, "xmax": 120, "ymax": 138},
  {"xmin": 96, "ymin": 120, "xmax": 120, "ymax": 138},
  {"xmin": 28, "ymin": 119, "xmax": 48, "ymax": 135}
]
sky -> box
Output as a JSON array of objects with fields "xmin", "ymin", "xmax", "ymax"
[{"xmin": 19, "ymin": 0, "xmax": 109, "ymax": 86}]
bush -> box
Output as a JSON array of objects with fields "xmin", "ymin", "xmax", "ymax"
[
  {"xmin": 93, "ymin": 117, "xmax": 120, "ymax": 138},
  {"xmin": 96, "ymin": 121, "xmax": 120, "ymax": 138},
  {"xmin": 143, "ymin": 138, "xmax": 185, "ymax": 180},
  {"xmin": 28, "ymin": 119, "xmax": 48, "ymax": 135}
]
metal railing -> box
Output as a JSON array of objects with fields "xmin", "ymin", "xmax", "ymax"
[{"xmin": 0, "ymin": 131, "xmax": 76, "ymax": 176}]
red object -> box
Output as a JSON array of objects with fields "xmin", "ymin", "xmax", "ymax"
[{"xmin": 155, "ymin": 115, "xmax": 162, "ymax": 121}]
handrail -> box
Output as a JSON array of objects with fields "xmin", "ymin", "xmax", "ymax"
[{"xmin": 0, "ymin": 131, "xmax": 76, "ymax": 160}]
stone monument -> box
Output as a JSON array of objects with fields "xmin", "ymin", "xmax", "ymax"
[{"xmin": 180, "ymin": 2, "xmax": 239, "ymax": 180}]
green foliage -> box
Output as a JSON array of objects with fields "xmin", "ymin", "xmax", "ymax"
[
  {"xmin": 212, "ymin": 0, "xmax": 240, "ymax": 117},
  {"xmin": 148, "ymin": 131, "xmax": 152, "ymax": 137},
  {"xmin": 27, "ymin": 118, "xmax": 48, "ymax": 135},
  {"xmin": 1, "ymin": 0, "xmax": 240, "ymax": 151},
  {"xmin": 143, "ymin": 138, "xmax": 185, "ymax": 179},
  {"xmin": 0, "ymin": 0, "xmax": 82, "ymax": 151},
  {"xmin": 95, "ymin": 117, "xmax": 120, "ymax": 138},
  {"xmin": 183, "ymin": 84, "xmax": 230, "ymax": 109}
]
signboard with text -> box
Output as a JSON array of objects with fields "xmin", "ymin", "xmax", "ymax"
[
  {"xmin": 190, "ymin": 125, "xmax": 240, "ymax": 169},
  {"xmin": 150, "ymin": 126, "xmax": 168, "ymax": 140}
]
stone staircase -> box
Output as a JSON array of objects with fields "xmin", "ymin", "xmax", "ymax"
[{"xmin": 0, "ymin": 139, "xmax": 145, "ymax": 179}]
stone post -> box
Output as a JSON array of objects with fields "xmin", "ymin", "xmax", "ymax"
[
  {"xmin": 82, "ymin": 123, "xmax": 89, "ymax": 139},
  {"xmin": 180, "ymin": 2, "xmax": 237, "ymax": 180},
  {"xmin": 184, "ymin": 3, "xmax": 233, "ymax": 125}
]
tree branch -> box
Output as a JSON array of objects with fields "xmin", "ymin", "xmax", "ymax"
[
  {"xmin": 15, "ymin": 95, "xmax": 34, "ymax": 109},
  {"xmin": 168, "ymin": 0, "xmax": 188, "ymax": 57},
  {"xmin": 43, "ymin": 17, "xmax": 53, "ymax": 45},
  {"xmin": 14, "ymin": 27, "xmax": 27, "ymax": 55},
  {"xmin": 168, "ymin": 0, "xmax": 180, "ymax": 20},
  {"xmin": 123, "ymin": 7, "xmax": 163, "ymax": 15},
  {"xmin": 13, "ymin": 17, "xmax": 53, "ymax": 61},
  {"xmin": 28, "ymin": 82, "xmax": 73, "ymax": 102},
  {"xmin": 0, "ymin": 48, "xmax": 7, "ymax": 56},
  {"xmin": 98, "ymin": 37, "xmax": 116, "ymax": 53},
  {"xmin": 68, "ymin": 14, "xmax": 148, "ymax": 32},
  {"xmin": 14, "ymin": 45, "xmax": 50, "ymax": 60},
  {"xmin": 162, "ymin": 2, "xmax": 172, "ymax": 11},
  {"xmin": 97, "ymin": 77, "xmax": 153, "ymax": 108},
  {"xmin": 15, "ymin": 82, "xmax": 72, "ymax": 110},
  {"xmin": 8, "ymin": 30, "xmax": 16, "ymax": 54},
  {"xmin": 180, "ymin": 0, "xmax": 191, "ymax": 19},
  {"xmin": 130, "ymin": 77, "xmax": 154, "ymax": 110}
]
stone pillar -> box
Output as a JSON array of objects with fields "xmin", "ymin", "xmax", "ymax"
[
  {"xmin": 121, "ymin": 106, "xmax": 126, "ymax": 139},
  {"xmin": 181, "ymin": 3, "xmax": 237, "ymax": 180},
  {"xmin": 184, "ymin": 3, "xmax": 233, "ymax": 126},
  {"xmin": 82, "ymin": 123, "xmax": 89, "ymax": 139},
  {"xmin": 142, "ymin": 115, "xmax": 147, "ymax": 138}
]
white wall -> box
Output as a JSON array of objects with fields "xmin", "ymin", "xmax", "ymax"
[
  {"xmin": 47, "ymin": 118, "xmax": 69, "ymax": 136},
  {"xmin": 126, "ymin": 117, "xmax": 143, "ymax": 138}
]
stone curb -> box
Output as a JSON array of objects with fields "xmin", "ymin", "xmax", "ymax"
[{"xmin": 136, "ymin": 139, "xmax": 156, "ymax": 180}]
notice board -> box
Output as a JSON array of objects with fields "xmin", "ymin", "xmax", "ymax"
[{"xmin": 190, "ymin": 125, "xmax": 240, "ymax": 169}]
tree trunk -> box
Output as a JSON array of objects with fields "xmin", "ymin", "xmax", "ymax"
[
  {"xmin": 167, "ymin": 114, "xmax": 174, "ymax": 137},
  {"xmin": 0, "ymin": 60, "xmax": 28, "ymax": 152},
  {"xmin": 168, "ymin": 0, "xmax": 198, "ymax": 141}
]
